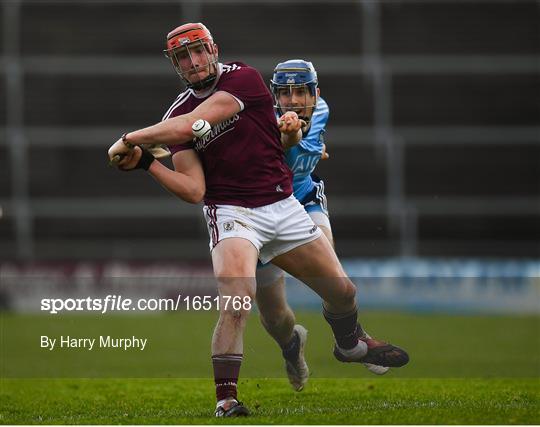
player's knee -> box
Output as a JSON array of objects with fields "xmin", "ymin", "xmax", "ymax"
[
  {"xmin": 217, "ymin": 279, "xmax": 255, "ymax": 320},
  {"xmin": 217, "ymin": 277, "xmax": 255, "ymax": 296},
  {"xmin": 219, "ymin": 300, "xmax": 252, "ymax": 327},
  {"xmin": 215, "ymin": 264, "xmax": 254, "ymax": 278},
  {"xmin": 344, "ymin": 280, "xmax": 357, "ymax": 301}
]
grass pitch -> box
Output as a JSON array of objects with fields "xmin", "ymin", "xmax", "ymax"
[
  {"xmin": 1, "ymin": 311, "xmax": 539, "ymax": 424},
  {"xmin": 1, "ymin": 378, "xmax": 537, "ymax": 424}
]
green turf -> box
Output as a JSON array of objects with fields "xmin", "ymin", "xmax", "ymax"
[
  {"xmin": 1, "ymin": 378, "xmax": 538, "ymax": 424},
  {"xmin": 1, "ymin": 311, "xmax": 539, "ymax": 423}
]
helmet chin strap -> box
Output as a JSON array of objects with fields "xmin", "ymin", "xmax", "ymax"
[{"xmin": 186, "ymin": 73, "xmax": 217, "ymax": 90}]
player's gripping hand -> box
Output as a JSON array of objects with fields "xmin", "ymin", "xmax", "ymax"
[
  {"xmin": 118, "ymin": 146, "xmax": 155, "ymax": 171},
  {"xmin": 108, "ymin": 136, "xmax": 132, "ymax": 165},
  {"xmin": 108, "ymin": 139, "xmax": 154, "ymax": 172},
  {"xmin": 278, "ymin": 111, "xmax": 306, "ymax": 136}
]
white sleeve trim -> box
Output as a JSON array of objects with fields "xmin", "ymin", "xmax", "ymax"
[{"xmin": 228, "ymin": 93, "xmax": 245, "ymax": 111}]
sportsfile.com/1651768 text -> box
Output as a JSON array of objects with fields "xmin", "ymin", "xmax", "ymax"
[{"xmin": 40, "ymin": 295, "xmax": 252, "ymax": 314}]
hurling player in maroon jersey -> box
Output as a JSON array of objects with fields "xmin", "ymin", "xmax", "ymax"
[{"xmin": 108, "ymin": 23, "xmax": 409, "ymax": 417}]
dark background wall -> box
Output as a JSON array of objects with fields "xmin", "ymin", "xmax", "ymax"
[{"xmin": 1, "ymin": 0, "xmax": 539, "ymax": 261}]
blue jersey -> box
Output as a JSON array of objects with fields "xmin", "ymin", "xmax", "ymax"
[{"xmin": 284, "ymin": 97, "xmax": 329, "ymax": 203}]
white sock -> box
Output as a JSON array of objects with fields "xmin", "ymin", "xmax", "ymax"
[{"xmin": 337, "ymin": 340, "xmax": 368, "ymax": 358}]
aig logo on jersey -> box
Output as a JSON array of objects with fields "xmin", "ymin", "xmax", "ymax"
[
  {"xmin": 290, "ymin": 153, "xmax": 320, "ymax": 174},
  {"xmin": 222, "ymin": 221, "xmax": 235, "ymax": 232}
]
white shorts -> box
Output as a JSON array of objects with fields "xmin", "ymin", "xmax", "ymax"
[
  {"xmin": 256, "ymin": 209, "xmax": 332, "ymax": 287},
  {"xmin": 202, "ymin": 194, "xmax": 322, "ymax": 265}
]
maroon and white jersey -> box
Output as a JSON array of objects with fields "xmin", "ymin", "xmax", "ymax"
[{"xmin": 164, "ymin": 62, "xmax": 293, "ymax": 208}]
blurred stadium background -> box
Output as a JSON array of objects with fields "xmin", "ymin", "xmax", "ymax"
[{"xmin": 0, "ymin": 0, "xmax": 539, "ymax": 315}]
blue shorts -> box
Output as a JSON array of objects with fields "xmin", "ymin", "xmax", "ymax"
[{"xmin": 300, "ymin": 174, "xmax": 328, "ymax": 217}]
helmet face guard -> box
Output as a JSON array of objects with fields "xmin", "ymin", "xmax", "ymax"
[
  {"xmin": 164, "ymin": 23, "xmax": 218, "ymax": 91},
  {"xmin": 270, "ymin": 59, "xmax": 318, "ymax": 125}
]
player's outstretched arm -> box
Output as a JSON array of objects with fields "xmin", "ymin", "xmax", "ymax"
[{"xmin": 108, "ymin": 91, "xmax": 242, "ymax": 162}]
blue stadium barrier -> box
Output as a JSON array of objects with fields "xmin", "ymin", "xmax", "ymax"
[{"xmin": 284, "ymin": 258, "xmax": 540, "ymax": 314}]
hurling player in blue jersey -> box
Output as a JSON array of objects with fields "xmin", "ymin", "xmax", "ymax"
[{"xmin": 255, "ymin": 60, "xmax": 389, "ymax": 392}]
